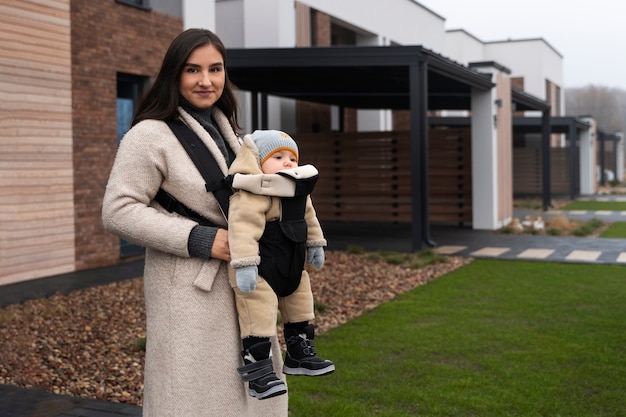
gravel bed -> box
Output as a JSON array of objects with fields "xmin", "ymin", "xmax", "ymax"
[{"xmin": 0, "ymin": 251, "xmax": 470, "ymax": 405}]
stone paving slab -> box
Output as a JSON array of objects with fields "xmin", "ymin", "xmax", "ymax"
[{"xmin": 515, "ymin": 248, "xmax": 555, "ymax": 260}]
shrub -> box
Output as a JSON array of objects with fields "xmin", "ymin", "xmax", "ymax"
[
  {"xmin": 546, "ymin": 228, "xmax": 562, "ymax": 236},
  {"xmin": 546, "ymin": 215, "xmax": 572, "ymax": 232},
  {"xmin": 572, "ymin": 219, "xmax": 604, "ymax": 236}
]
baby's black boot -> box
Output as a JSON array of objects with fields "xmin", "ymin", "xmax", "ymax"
[
  {"xmin": 283, "ymin": 322, "xmax": 335, "ymax": 376},
  {"xmin": 238, "ymin": 336, "xmax": 287, "ymax": 399}
]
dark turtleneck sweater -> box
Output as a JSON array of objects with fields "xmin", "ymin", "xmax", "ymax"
[
  {"xmin": 179, "ymin": 96, "xmax": 233, "ymax": 164},
  {"xmin": 179, "ymin": 96, "xmax": 234, "ymax": 260}
]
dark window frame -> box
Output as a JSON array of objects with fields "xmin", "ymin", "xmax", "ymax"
[
  {"xmin": 116, "ymin": 73, "xmax": 148, "ymax": 257},
  {"xmin": 115, "ymin": 0, "xmax": 151, "ymax": 11}
]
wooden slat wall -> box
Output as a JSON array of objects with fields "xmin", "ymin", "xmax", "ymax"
[
  {"xmin": 299, "ymin": 131, "xmax": 411, "ymax": 222},
  {"xmin": 513, "ymin": 149, "xmax": 541, "ymax": 194},
  {"xmin": 600, "ymin": 145, "xmax": 616, "ymax": 173},
  {"xmin": 551, "ymin": 149, "xmax": 572, "ymax": 194},
  {"xmin": 513, "ymin": 148, "xmax": 572, "ymax": 196},
  {"xmin": 0, "ymin": 0, "xmax": 74, "ymax": 285},
  {"xmin": 298, "ymin": 129, "xmax": 472, "ymax": 224},
  {"xmin": 428, "ymin": 128, "xmax": 473, "ymax": 223}
]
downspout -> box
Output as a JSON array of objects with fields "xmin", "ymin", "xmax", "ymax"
[
  {"xmin": 611, "ymin": 137, "xmax": 616, "ymax": 183},
  {"xmin": 599, "ymin": 132, "xmax": 606, "ymax": 186},
  {"xmin": 420, "ymin": 60, "xmax": 436, "ymax": 248},
  {"xmin": 412, "ymin": 58, "xmax": 436, "ymax": 249},
  {"xmin": 568, "ymin": 121, "xmax": 577, "ymax": 200}
]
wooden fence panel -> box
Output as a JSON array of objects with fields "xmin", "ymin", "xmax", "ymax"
[
  {"xmin": 427, "ymin": 129, "xmax": 472, "ymax": 224},
  {"xmin": 298, "ymin": 128, "xmax": 472, "ymax": 224},
  {"xmin": 513, "ymin": 148, "xmax": 572, "ymax": 196}
]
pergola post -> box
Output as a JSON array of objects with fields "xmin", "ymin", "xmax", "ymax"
[
  {"xmin": 541, "ymin": 108, "xmax": 552, "ymax": 210},
  {"xmin": 409, "ymin": 61, "xmax": 426, "ymax": 251}
]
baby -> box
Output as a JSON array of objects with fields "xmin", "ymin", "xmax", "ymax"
[{"xmin": 228, "ymin": 130, "xmax": 334, "ymax": 400}]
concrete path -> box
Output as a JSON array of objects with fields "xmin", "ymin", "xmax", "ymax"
[{"xmin": 324, "ymin": 207, "xmax": 626, "ymax": 265}]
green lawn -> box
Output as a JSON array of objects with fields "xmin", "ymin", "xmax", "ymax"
[
  {"xmin": 600, "ymin": 222, "xmax": 626, "ymax": 238},
  {"xmin": 561, "ymin": 200, "xmax": 626, "ymax": 211},
  {"xmin": 558, "ymin": 200, "xmax": 626, "ymax": 238},
  {"xmin": 287, "ymin": 259, "xmax": 626, "ymax": 417}
]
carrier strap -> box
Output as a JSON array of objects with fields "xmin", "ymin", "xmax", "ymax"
[
  {"xmin": 154, "ymin": 188, "xmax": 218, "ymax": 227},
  {"xmin": 165, "ymin": 120, "xmax": 233, "ymax": 218}
]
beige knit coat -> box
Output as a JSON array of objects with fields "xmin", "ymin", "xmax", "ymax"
[{"xmin": 102, "ymin": 108, "xmax": 288, "ymax": 417}]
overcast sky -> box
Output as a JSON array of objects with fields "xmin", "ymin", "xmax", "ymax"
[{"xmin": 418, "ymin": 0, "xmax": 626, "ymax": 91}]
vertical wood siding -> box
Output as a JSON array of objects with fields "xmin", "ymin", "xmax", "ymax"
[
  {"xmin": 0, "ymin": 0, "xmax": 74, "ymax": 285},
  {"xmin": 496, "ymin": 73, "xmax": 513, "ymax": 222}
]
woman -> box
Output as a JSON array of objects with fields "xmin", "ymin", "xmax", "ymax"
[{"xmin": 102, "ymin": 29, "xmax": 288, "ymax": 416}]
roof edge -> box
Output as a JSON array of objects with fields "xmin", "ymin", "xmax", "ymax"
[{"xmin": 469, "ymin": 61, "xmax": 512, "ymax": 75}]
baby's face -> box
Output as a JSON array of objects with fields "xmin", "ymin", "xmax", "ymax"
[{"xmin": 261, "ymin": 150, "xmax": 298, "ymax": 174}]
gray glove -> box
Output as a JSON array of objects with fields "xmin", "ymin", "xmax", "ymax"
[
  {"xmin": 306, "ymin": 246, "xmax": 325, "ymax": 270},
  {"xmin": 236, "ymin": 265, "xmax": 258, "ymax": 293}
]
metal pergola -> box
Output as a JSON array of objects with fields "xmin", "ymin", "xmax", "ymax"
[
  {"xmin": 226, "ymin": 45, "xmax": 550, "ymax": 249},
  {"xmin": 513, "ymin": 116, "xmax": 592, "ymax": 200}
]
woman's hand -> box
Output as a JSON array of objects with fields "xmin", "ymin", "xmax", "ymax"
[{"xmin": 211, "ymin": 228, "xmax": 231, "ymax": 262}]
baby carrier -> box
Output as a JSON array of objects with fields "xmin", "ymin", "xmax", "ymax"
[{"xmin": 258, "ymin": 173, "xmax": 318, "ymax": 297}]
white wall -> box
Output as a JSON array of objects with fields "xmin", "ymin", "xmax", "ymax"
[
  {"xmin": 485, "ymin": 39, "xmax": 564, "ymax": 111},
  {"xmin": 240, "ymin": 0, "xmax": 296, "ymax": 47},
  {"xmin": 444, "ymin": 31, "xmax": 565, "ymax": 116},
  {"xmin": 183, "ymin": 0, "xmax": 215, "ymax": 30},
  {"xmin": 579, "ymin": 117, "xmax": 597, "ymax": 195},
  {"xmin": 216, "ymin": 0, "xmax": 295, "ymax": 48},
  {"xmin": 215, "ymin": 0, "xmax": 244, "ymax": 46},
  {"xmin": 196, "ymin": 0, "xmax": 296, "ymax": 48},
  {"xmin": 443, "ymin": 29, "xmax": 485, "ymax": 64},
  {"xmin": 299, "ymin": 0, "xmax": 446, "ymax": 50}
]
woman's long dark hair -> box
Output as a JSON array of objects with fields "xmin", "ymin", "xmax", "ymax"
[{"xmin": 132, "ymin": 28, "xmax": 240, "ymax": 131}]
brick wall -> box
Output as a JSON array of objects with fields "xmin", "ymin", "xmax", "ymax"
[{"xmin": 71, "ymin": 0, "xmax": 182, "ymax": 269}]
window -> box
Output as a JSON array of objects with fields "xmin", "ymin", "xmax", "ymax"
[
  {"xmin": 117, "ymin": 73, "xmax": 148, "ymax": 257},
  {"xmin": 116, "ymin": 0, "xmax": 151, "ymax": 11}
]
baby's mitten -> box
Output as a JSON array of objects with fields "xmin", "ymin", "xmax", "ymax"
[
  {"xmin": 306, "ymin": 246, "xmax": 325, "ymax": 270},
  {"xmin": 236, "ymin": 265, "xmax": 258, "ymax": 293}
]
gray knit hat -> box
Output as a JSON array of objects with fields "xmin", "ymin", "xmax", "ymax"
[{"xmin": 251, "ymin": 129, "xmax": 299, "ymax": 165}]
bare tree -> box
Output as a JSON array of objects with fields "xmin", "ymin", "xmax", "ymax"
[{"xmin": 565, "ymin": 85, "xmax": 624, "ymax": 132}]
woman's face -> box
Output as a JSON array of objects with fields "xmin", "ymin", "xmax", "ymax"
[{"xmin": 179, "ymin": 43, "xmax": 225, "ymax": 109}]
